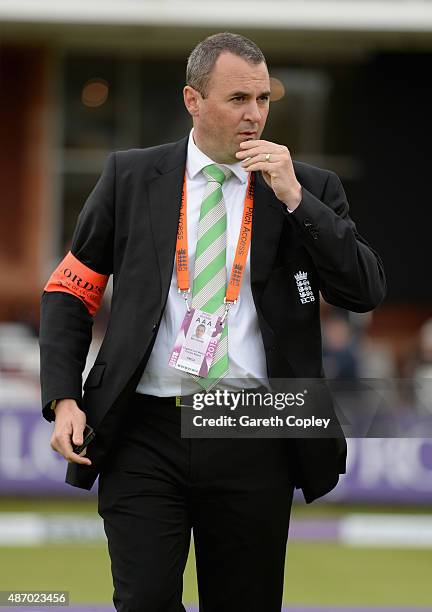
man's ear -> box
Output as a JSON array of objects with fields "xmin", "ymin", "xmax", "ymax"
[{"xmin": 183, "ymin": 85, "xmax": 200, "ymax": 117}]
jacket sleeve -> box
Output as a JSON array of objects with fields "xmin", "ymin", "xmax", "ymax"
[
  {"xmin": 39, "ymin": 152, "xmax": 115, "ymax": 422},
  {"xmin": 288, "ymin": 170, "xmax": 386, "ymax": 312}
]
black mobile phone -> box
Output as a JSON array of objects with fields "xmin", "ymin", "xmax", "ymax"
[{"xmin": 72, "ymin": 424, "xmax": 95, "ymax": 455}]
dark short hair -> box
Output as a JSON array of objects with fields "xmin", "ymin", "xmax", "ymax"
[{"xmin": 186, "ymin": 32, "xmax": 266, "ymax": 97}]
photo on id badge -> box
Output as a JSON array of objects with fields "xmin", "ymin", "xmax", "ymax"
[{"xmin": 168, "ymin": 308, "xmax": 223, "ymax": 376}]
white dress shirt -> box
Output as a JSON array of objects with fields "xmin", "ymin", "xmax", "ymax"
[{"xmin": 136, "ymin": 130, "xmax": 268, "ymax": 396}]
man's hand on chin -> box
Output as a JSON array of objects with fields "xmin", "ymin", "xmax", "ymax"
[{"xmin": 236, "ymin": 139, "xmax": 302, "ymax": 212}]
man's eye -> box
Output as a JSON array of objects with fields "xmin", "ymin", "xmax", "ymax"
[
  {"xmin": 259, "ymin": 95, "xmax": 270, "ymax": 102},
  {"xmin": 231, "ymin": 96, "xmax": 245, "ymax": 102}
]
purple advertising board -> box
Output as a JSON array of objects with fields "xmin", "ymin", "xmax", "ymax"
[
  {"xmin": 325, "ymin": 436, "xmax": 432, "ymax": 504},
  {"xmin": 1, "ymin": 405, "xmax": 432, "ymax": 502}
]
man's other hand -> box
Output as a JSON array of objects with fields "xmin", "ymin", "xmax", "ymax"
[
  {"xmin": 50, "ymin": 399, "xmax": 92, "ymax": 466},
  {"xmin": 236, "ymin": 139, "xmax": 302, "ymax": 211}
]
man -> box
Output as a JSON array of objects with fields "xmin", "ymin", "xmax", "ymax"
[{"xmin": 40, "ymin": 33, "xmax": 386, "ymax": 611}]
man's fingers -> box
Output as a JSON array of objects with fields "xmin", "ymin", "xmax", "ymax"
[
  {"xmin": 237, "ymin": 146, "xmax": 287, "ymax": 163},
  {"xmin": 72, "ymin": 429, "xmax": 83, "ymax": 446},
  {"xmin": 241, "ymin": 160, "xmax": 283, "ymax": 174},
  {"xmin": 50, "ymin": 422, "xmax": 72, "ymax": 454},
  {"xmin": 67, "ymin": 452, "xmax": 92, "ymax": 466},
  {"xmin": 58, "ymin": 430, "xmax": 76, "ymax": 455},
  {"xmin": 237, "ymin": 139, "xmax": 286, "ymax": 152},
  {"xmin": 64, "ymin": 437, "xmax": 92, "ymax": 465},
  {"xmin": 237, "ymin": 140, "xmax": 272, "ymax": 159},
  {"xmin": 239, "ymin": 139, "xmax": 269, "ymax": 149},
  {"xmin": 49, "ymin": 402, "xmax": 92, "ymax": 465},
  {"xmin": 236, "ymin": 145, "xmax": 268, "ymax": 159},
  {"xmin": 241, "ymin": 153, "xmax": 283, "ymax": 168},
  {"xmin": 50, "ymin": 425, "xmax": 92, "ymax": 465}
]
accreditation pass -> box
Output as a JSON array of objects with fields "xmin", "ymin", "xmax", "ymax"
[{"xmin": 168, "ymin": 307, "xmax": 223, "ymax": 377}]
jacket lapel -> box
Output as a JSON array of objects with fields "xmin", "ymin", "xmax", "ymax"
[
  {"xmin": 147, "ymin": 137, "xmax": 188, "ymax": 305},
  {"xmin": 250, "ymin": 173, "xmax": 286, "ymax": 291}
]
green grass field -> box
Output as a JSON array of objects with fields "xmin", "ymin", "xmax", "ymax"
[{"xmin": 1, "ymin": 498, "xmax": 431, "ymax": 607}]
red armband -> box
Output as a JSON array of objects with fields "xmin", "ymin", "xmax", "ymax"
[{"xmin": 44, "ymin": 251, "xmax": 109, "ymax": 316}]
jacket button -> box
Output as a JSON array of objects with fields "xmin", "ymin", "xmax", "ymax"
[
  {"xmin": 152, "ymin": 324, "xmax": 158, "ymax": 332},
  {"xmin": 303, "ymin": 219, "xmax": 312, "ymax": 228}
]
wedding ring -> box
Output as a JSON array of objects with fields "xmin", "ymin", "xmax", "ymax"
[{"xmin": 265, "ymin": 153, "xmax": 271, "ymax": 161}]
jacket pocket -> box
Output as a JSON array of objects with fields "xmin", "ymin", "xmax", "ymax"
[{"xmin": 83, "ymin": 363, "xmax": 106, "ymax": 389}]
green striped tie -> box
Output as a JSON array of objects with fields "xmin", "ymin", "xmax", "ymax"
[{"xmin": 191, "ymin": 163, "xmax": 232, "ymax": 390}]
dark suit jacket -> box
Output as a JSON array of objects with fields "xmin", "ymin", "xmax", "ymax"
[{"xmin": 39, "ymin": 135, "xmax": 386, "ymax": 503}]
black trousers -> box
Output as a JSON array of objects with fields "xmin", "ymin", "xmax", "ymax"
[{"xmin": 98, "ymin": 392, "xmax": 295, "ymax": 612}]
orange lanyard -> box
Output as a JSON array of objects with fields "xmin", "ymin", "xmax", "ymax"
[{"xmin": 176, "ymin": 172, "xmax": 255, "ymax": 312}]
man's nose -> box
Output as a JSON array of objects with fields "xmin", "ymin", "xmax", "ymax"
[{"xmin": 243, "ymin": 102, "xmax": 262, "ymax": 124}]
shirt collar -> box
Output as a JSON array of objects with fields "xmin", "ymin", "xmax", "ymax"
[{"xmin": 186, "ymin": 129, "xmax": 248, "ymax": 184}]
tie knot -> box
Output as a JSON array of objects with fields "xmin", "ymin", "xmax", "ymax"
[{"xmin": 202, "ymin": 163, "xmax": 232, "ymax": 185}]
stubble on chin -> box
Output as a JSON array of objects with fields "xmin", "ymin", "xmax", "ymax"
[{"xmin": 211, "ymin": 144, "xmax": 237, "ymax": 165}]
